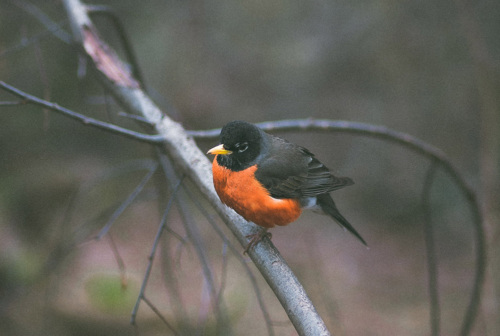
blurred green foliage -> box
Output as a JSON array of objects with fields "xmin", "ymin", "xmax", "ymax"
[{"xmin": 85, "ymin": 274, "xmax": 135, "ymax": 313}]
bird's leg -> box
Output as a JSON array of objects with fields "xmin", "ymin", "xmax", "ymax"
[{"xmin": 244, "ymin": 228, "xmax": 272, "ymax": 254}]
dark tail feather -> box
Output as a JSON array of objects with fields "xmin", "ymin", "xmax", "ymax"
[{"xmin": 317, "ymin": 194, "xmax": 367, "ymax": 246}]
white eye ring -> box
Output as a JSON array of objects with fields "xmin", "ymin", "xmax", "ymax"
[{"xmin": 237, "ymin": 142, "xmax": 248, "ymax": 152}]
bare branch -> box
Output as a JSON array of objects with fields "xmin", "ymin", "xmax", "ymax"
[
  {"xmin": 141, "ymin": 295, "xmax": 179, "ymax": 335},
  {"xmin": 422, "ymin": 162, "xmax": 441, "ymax": 336},
  {"xmin": 7, "ymin": 0, "xmax": 72, "ymax": 45},
  {"xmin": 131, "ymin": 177, "xmax": 183, "ymax": 326},
  {"xmin": 95, "ymin": 162, "xmax": 158, "ymax": 239},
  {"xmin": 0, "ymin": 81, "xmax": 161, "ymax": 143},
  {"xmin": 107, "ymin": 233, "xmax": 128, "ymax": 290}
]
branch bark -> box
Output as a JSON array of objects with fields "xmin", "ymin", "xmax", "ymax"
[{"xmin": 62, "ymin": 0, "xmax": 331, "ymax": 335}]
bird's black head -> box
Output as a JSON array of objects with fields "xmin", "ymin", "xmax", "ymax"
[{"xmin": 208, "ymin": 121, "xmax": 265, "ymax": 171}]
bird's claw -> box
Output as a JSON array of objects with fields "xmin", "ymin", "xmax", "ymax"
[{"xmin": 244, "ymin": 229, "xmax": 272, "ymax": 254}]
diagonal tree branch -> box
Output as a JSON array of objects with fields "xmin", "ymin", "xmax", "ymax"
[{"xmin": 62, "ymin": 0, "xmax": 331, "ymax": 335}]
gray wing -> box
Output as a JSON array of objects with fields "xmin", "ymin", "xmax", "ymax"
[{"xmin": 255, "ymin": 137, "xmax": 353, "ymax": 199}]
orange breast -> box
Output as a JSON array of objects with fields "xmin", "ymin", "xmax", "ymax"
[{"xmin": 212, "ymin": 157, "xmax": 302, "ymax": 228}]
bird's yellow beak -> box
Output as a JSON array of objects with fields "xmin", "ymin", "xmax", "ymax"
[{"xmin": 207, "ymin": 144, "xmax": 232, "ymax": 155}]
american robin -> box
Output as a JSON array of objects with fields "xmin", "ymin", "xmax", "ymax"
[{"xmin": 207, "ymin": 120, "xmax": 366, "ymax": 252}]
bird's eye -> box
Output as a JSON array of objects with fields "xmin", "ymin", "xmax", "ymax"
[{"xmin": 237, "ymin": 142, "xmax": 248, "ymax": 153}]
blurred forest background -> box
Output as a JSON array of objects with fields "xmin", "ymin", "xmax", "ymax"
[{"xmin": 0, "ymin": 0, "xmax": 499, "ymax": 335}]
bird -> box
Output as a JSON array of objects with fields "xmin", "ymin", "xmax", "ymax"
[{"xmin": 207, "ymin": 120, "xmax": 366, "ymax": 252}]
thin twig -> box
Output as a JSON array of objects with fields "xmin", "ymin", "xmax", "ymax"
[
  {"xmin": 33, "ymin": 38, "xmax": 51, "ymax": 130},
  {"xmin": 0, "ymin": 81, "xmax": 161, "ymax": 144},
  {"xmin": 159, "ymin": 221, "xmax": 193, "ymax": 334},
  {"xmin": 130, "ymin": 177, "xmax": 183, "ymax": 325},
  {"xmin": 60, "ymin": 160, "xmax": 159, "ymax": 252},
  {"xmin": 96, "ymin": 162, "xmax": 158, "ymax": 239},
  {"xmin": 107, "ymin": 233, "xmax": 128, "ymax": 290},
  {"xmin": 454, "ymin": 2, "xmax": 499, "ymax": 334},
  {"xmin": 0, "ymin": 21, "xmax": 70, "ymax": 58},
  {"xmin": 422, "ymin": 162, "xmax": 441, "ymax": 336},
  {"xmin": 141, "ymin": 295, "xmax": 179, "ymax": 335},
  {"xmin": 190, "ymin": 119, "xmax": 450, "ymax": 161},
  {"xmin": 9, "ymin": 0, "xmax": 72, "ymax": 44}
]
